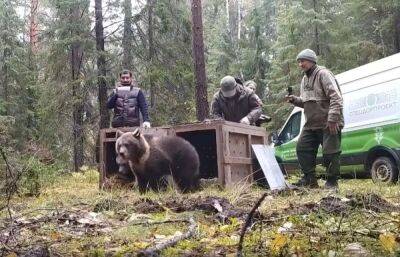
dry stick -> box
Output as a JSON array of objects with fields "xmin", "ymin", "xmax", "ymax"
[
  {"xmin": 0, "ymin": 147, "xmax": 15, "ymax": 220},
  {"xmin": 0, "ymin": 147, "xmax": 19, "ymax": 257},
  {"xmin": 0, "ymin": 208, "xmax": 60, "ymax": 222},
  {"xmin": 237, "ymin": 192, "xmax": 269, "ymax": 257},
  {"xmin": 334, "ymin": 212, "xmax": 345, "ymax": 253},
  {"xmin": 130, "ymin": 219, "xmax": 190, "ymax": 226},
  {"xmin": 137, "ymin": 217, "xmax": 197, "ymax": 257}
]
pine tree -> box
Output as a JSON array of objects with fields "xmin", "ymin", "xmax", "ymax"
[
  {"xmin": 191, "ymin": 0, "xmax": 209, "ymax": 121},
  {"xmin": 122, "ymin": 0, "xmax": 134, "ymax": 69},
  {"xmin": 95, "ymin": 0, "xmax": 109, "ymax": 129},
  {"xmin": 0, "ymin": 0, "xmax": 37, "ymax": 145},
  {"xmin": 40, "ymin": 0, "xmax": 93, "ymax": 169},
  {"xmin": 348, "ymin": 0, "xmax": 400, "ymax": 55}
]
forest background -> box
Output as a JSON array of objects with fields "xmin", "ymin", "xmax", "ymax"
[{"xmin": 1, "ymin": 0, "xmax": 400, "ymax": 174}]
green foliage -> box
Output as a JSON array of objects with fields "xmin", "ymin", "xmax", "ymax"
[
  {"xmin": 18, "ymin": 157, "xmax": 66, "ymax": 196},
  {"xmin": 139, "ymin": 0, "xmax": 197, "ymax": 125},
  {"xmin": 348, "ymin": 0, "xmax": 400, "ymax": 55},
  {"xmin": 0, "ymin": 0, "xmax": 39, "ymax": 147}
]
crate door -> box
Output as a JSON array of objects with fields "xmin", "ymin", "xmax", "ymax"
[{"xmin": 221, "ymin": 127, "xmax": 254, "ymax": 186}]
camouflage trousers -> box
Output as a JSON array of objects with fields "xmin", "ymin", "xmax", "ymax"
[{"xmin": 296, "ymin": 128, "xmax": 342, "ymax": 179}]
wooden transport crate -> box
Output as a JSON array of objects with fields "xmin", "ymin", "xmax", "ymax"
[
  {"xmin": 99, "ymin": 120, "xmax": 268, "ymax": 188},
  {"xmin": 172, "ymin": 120, "xmax": 268, "ymax": 186}
]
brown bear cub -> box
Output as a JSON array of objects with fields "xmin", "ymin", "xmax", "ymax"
[{"xmin": 115, "ymin": 129, "xmax": 200, "ymax": 193}]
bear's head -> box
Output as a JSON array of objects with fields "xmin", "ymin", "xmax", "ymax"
[{"xmin": 115, "ymin": 128, "xmax": 149, "ymax": 164}]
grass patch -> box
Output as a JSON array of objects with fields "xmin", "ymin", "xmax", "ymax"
[{"xmin": 1, "ymin": 169, "xmax": 399, "ymax": 256}]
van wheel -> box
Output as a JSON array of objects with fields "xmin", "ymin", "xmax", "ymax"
[{"xmin": 371, "ymin": 157, "xmax": 398, "ymax": 183}]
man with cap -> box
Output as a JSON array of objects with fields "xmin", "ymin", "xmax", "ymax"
[
  {"xmin": 285, "ymin": 49, "xmax": 344, "ymax": 189},
  {"xmin": 211, "ymin": 75, "xmax": 262, "ymax": 125}
]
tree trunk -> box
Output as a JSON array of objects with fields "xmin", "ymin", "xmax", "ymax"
[
  {"xmin": 148, "ymin": 0, "xmax": 156, "ymax": 107},
  {"xmin": 226, "ymin": 0, "xmax": 229, "ymax": 32},
  {"xmin": 237, "ymin": 0, "xmax": 241, "ymax": 40},
  {"xmin": 1, "ymin": 5, "xmax": 10, "ymax": 112},
  {"xmin": 1, "ymin": 3, "xmax": 10, "ymax": 115},
  {"xmin": 313, "ymin": 0, "xmax": 320, "ymax": 55},
  {"xmin": 191, "ymin": 0, "xmax": 209, "ymax": 121},
  {"xmin": 27, "ymin": 0, "xmax": 39, "ymax": 129},
  {"xmin": 122, "ymin": 0, "xmax": 133, "ymax": 69},
  {"xmin": 29, "ymin": 0, "xmax": 38, "ymax": 54},
  {"xmin": 95, "ymin": 0, "xmax": 109, "ymax": 129},
  {"xmin": 2, "ymin": 47, "xmax": 10, "ymax": 115},
  {"xmin": 394, "ymin": 9, "xmax": 400, "ymax": 53},
  {"xmin": 71, "ymin": 8, "xmax": 85, "ymax": 172},
  {"xmin": 227, "ymin": 0, "xmax": 238, "ymax": 42}
]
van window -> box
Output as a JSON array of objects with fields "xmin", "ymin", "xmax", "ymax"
[{"xmin": 279, "ymin": 112, "xmax": 302, "ymax": 144}]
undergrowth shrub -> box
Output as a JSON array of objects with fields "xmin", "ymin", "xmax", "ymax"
[{"xmin": 18, "ymin": 157, "xmax": 67, "ymax": 196}]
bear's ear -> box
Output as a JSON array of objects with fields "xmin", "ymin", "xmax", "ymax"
[
  {"xmin": 116, "ymin": 130, "xmax": 124, "ymax": 138},
  {"xmin": 132, "ymin": 128, "xmax": 141, "ymax": 138}
]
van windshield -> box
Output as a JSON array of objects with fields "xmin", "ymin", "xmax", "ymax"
[{"xmin": 279, "ymin": 111, "xmax": 302, "ymax": 144}]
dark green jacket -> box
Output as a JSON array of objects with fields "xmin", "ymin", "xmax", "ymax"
[{"xmin": 211, "ymin": 85, "xmax": 262, "ymax": 124}]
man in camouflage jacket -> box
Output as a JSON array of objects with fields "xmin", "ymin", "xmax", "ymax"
[{"xmin": 286, "ymin": 49, "xmax": 344, "ymax": 189}]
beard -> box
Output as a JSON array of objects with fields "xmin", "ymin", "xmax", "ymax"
[{"xmin": 121, "ymin": 81, "xmax": 131, "ymax": 86}]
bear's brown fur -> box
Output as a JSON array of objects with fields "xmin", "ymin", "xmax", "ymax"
[{"xmin": 115, "ymin": 129, "xmax": 200, "ymax": 193}]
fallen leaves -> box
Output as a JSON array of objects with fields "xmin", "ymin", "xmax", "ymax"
[
  {"xmin": 270, "ymin": 234, "xmax": 288, "ymax": 254},
  {"xmin": 343, "ymin": 242, "xmax": 370, "ymax": 257},
  {"xmin": 379, "ymin": 233, "xmax": 398, "ymax": 253}
]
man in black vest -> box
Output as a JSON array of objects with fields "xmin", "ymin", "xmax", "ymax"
[
  {"xmin": 107, "ymin": 70, "xmax": 151, "ymax": 180},
  {"xmin": 107, "ymin": 70, "xmax": 150, "ymax": 128}
]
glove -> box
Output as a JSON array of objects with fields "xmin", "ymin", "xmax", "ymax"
[
  {"xmin": 240, "ymin": 117, "xmax": 250, "ymax": 125},
  {"xmin": 142, "ymin": 121, "xmax": 151, "ymax": 129}
]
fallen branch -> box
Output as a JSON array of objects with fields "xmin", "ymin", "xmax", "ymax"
[
  {"xmin": 237, "ymin": 192, "xmax": 269, "ymax": 257},
  {"xmin": 130, "ymin": 219, "xmax": 190, "ymax": 226},
  {"xmin": 0, "ymin": 146, "xmax": 23, "ymax": 257},
  {"xmin": 0, "ymin": 146, "xmax": 15, "ymax": 219},
  {"xmin": 137, "ymin": 217, "xmax": 197, "ymax": 257}
]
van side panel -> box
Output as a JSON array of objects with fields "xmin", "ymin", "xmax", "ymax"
[
  {"xmin": 342, "ymin": 79, "xmax": 400, "ymax": 133},
  {"xmin": 341, "ymin": 123, "xmax": 400, "ymax": 165}
]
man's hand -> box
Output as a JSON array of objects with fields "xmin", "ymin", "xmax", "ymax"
[
  {"xmin": 240, "ymin": 117, "xmax": 250, "ymax": 125},
  {"xmin": 327, "ymin": 121, "xmax": 339, "ymax": 134},
  {"xmin": 285, "ymin": 95, "xmax": 294, "ymax": 103},
  {"xmin": 142, "ymin": 121, "xmax": 151, "ymax": 129}
]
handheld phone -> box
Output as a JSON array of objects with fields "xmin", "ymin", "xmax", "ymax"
[{"xmin": 287, "ymin": 86, "xmax": 293, "ymax": 95}]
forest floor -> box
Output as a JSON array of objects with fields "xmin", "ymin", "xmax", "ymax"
[{"xmin": 1, "ymin": 169, "xmax": 400, "ymax": 257}]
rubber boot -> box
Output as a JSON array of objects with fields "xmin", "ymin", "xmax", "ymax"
[{"xmin": 293, "ymin": 174, "xmax": 318, "ymax": 188}]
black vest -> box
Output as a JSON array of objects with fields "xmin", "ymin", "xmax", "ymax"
[{"xmin": 112, "ymin": 86, "xmax": 140, "ymax": 127}]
